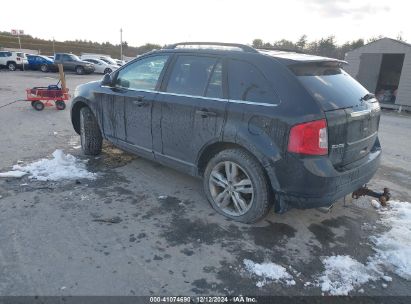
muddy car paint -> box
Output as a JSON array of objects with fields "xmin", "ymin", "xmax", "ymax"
[{"xmin": 71, "ymin": 46, "xmax": 381, "ymax": 213}]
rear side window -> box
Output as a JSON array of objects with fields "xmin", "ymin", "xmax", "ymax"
[
  {"xmin": 166, "ymin": 55, "xmax": 218, "ymax": 96},
  {"xmin": 115, "ymin": 55, "xmax": 169, "ymax": 91},
  {"xmin": 228, "ymin": 59, "xmax": 279, "ymax": 104},
  {"xmin": 290, "ymin": 63, "xmax": 369, "ymax": 109}
]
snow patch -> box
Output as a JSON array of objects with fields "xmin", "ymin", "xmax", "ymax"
[
  {"xmin": 371, "ymin": 199, "xmax": 381, "ymax": 209},
  {"xmin": 318, "ymin": 255, "xmax": 378, "ymax": 296},
  {"xmin": 12, "ymin": 150, "xmax": 96, "ymax": 181},
  {"xmin": 370, "ymin": 200, "xmax": 411, "ymax": 280},
  {"xmin": 243, "ymin": 259, "xmax": 295, "ymax": 287},
  {"xmin": 0, "ymin": 170, "xmax": 27, "ymax": 178}
]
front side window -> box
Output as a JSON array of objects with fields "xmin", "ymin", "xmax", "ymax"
[
  {"xmin": 62, "ymin": 54, "xmax": 73, "ymax": 61},
  {"xmin": 115, "ymin": 55, "xmax": 169, "ymax": 91},
  {"xmin": 228, "ymin": 59, "xmax": 279, "ymax": 104},
  {"xmin": 166, "ymin": 55, "xmax": 218, "ymax": 96}
]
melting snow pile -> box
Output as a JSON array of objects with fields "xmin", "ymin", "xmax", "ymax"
[
  {"xmin": 9, "ymin": 150, "xmax": 96, "ymax": 181},
  {"xmin": 370, "ymin": 200, "xmax": 411, "ymax": 280},
  {"xmin": 318, "ymin": 255, "xmax": 379, "ymax": 296},
  {"xmin": 243, "ymin": 259, "xmax": 296, "ymax": 287},
  {"xmin": 319, "ymin": 200, "xmax": 411, "ymax": 295}
]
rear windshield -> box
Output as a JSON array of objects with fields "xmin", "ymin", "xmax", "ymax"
[{"xmin": 290, "ymin": 63, "xmax": 369, "ymax": 110}]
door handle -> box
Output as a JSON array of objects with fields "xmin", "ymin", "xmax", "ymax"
[
  {"xmin": 196, "ymin": 109, "xmax": 217, "ymax": 118},
  {"xmin": 132, "ymin": 96, "xmax": 147, "ymax": 107}
]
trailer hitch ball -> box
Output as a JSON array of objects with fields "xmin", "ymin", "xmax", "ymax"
[{"xmin": 352, "ymin": 185, "xmax": 391, "ymax": 206}]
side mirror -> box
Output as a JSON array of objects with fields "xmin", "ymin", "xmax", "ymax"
[{"xmin": 101, "ymin": 73, "xmax": 113, "ymax": 86}]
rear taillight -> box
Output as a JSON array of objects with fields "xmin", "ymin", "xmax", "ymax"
[
  {"xmin": 287, "ymin": 119, "xmax": 328, "ymax": 155},
  {"xmin": 17, "ymin": 57, "xmax": 21, "ymax": 61}
]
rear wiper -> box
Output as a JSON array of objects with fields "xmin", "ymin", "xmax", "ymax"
[{"xmin": 360, "ymin": 93, "xmax": 375, "ymax": 101}]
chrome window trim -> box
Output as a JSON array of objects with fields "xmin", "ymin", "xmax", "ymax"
[
  {"xmin": 350, "ymin": 109, "xmax": 371, "ymax": 117},
  {"xmin": 101, "ymin": 86, "xmax": 278, "ymax": 107}
]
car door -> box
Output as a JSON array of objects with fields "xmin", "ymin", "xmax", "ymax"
[
  {"xmin": 106, "ymin": 54, "xmax": 170, "ymax": 159},
  {"xmin": 62, "ymin": 54, "xmax": 75, "ymax": 71},
  {"xmin": 153, "ymin": 54, "xmax": 227, "ymax": 174}
]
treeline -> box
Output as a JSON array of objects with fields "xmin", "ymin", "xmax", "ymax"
[
  {"xmin": 1, "ymin": 31, "xmax": 406, "ymax": 60},
  {"xmin": 0, "ymin": 31, "xmax": 161, "ymax": 58},
  {"xmin": 251, "ymin": 35, "xmax": 391, "ymax": 59}
]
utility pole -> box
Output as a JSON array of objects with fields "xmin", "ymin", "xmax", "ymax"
[
  {"xmin": 12, "ymin": 29, "xmax": 25, "ymax": 70},
  {"xmin": 52, "ymin": 37, "xmax": 56, "ymax": 54},
  {"xmin": 120, "ymin": 28, "xmax": 123, "ymax": 60}
]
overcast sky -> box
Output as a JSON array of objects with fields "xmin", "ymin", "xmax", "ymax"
[{"xmin": 0, "ymin": 0, "xmax": 408, "ymax": 46}]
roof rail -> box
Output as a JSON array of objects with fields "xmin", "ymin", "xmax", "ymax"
[
  {"xmin": 257, "ymin": 47, "xmax": 305, "ymax": 54},
  {"xmin": 164, "ymin": 42, "xmax": 258, "ymax": 53}
]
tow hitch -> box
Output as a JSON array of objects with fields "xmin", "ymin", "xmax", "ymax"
[{"xmin": 352, "ymin": 185, "xmax": 391, "ymax": 206}]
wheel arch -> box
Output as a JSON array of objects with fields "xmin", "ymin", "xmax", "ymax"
[
  {"xmin": 71, "ymin": 98, "xmax": 99, "ymax": 134},
  {"xmin": 196, "ymin": 140, "xmax": 281, "ymax": 193},
  {"xmin": 75, "ymin": 65, "xmax": 84, "ymax": 72}
]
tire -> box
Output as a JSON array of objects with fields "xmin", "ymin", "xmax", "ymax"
[
  {"xmin": 40, "ymin": 64, "xmax": 48, "ymax": 72},
  {"xmin": 203, "ymin": 149, "xmax": 271, "ymax": 223},
  {"xmin": 80, "ymin": 107, "xmax": 102, "ymax": 155},
  {"xmin": 55, "ymin": 101, "xmax": 66, "ymax": 110},
  {"xmin": 104, "ymin": 68, "xmax": 112, "ymax": 74},
  {"xmin": 33, "ymin": 101, "xmax": 44, "ymax": 111},
  {"xmin": 76, "ymin": 66, "xmax": 85, "ymax": 75},
  {"xmin": 7, "ymin": 62, "xmax": 16, "ymax": 71}
]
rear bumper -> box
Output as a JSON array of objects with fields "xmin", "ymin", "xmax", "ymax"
[{"xmin": 273, "ymin": 140, "xmax": 381, "ymax": 209}]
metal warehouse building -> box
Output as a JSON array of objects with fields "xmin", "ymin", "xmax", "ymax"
[{"xmin": 345, "ymin": 37, "xmax": 411, "ymax": 110}]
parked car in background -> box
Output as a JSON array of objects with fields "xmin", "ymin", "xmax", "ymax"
[
  {"xmin": 80, "ymin": 54, "xmax": 119, "ymax": 67},
  {"xmin": 54, "ymin": 53, "xmax": 95, "ymax": 75},
  {"xmin": 27, "ymin": 55, "xmax": 58, "ymax": 72},
  {"xmin": 83, "ymin": 58, "xmax": 118, "ymax": 74},
  {"xmin": 114, "ymin": 59, "xmax": 126, "ymax": 66},
  {"xmin": 0, "ymin": 51, "xmax": 28, "ymax": 71},
  {"xmin": 71, "ymin": 42, "xmax": 382, "ymax": 223}
]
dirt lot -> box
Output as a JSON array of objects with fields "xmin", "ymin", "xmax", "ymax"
[{"xmin": 0, "ymin": 70, "xmax": 410, "ymax": 297}]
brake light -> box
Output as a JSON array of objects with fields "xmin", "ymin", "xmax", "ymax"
[
  {"xmin": 287, "ymin": 119, "xmax": 328, "ymax": 155},
  {"xmin": 17, "ymin": 57, "xmax": 21, "ymax": 61}
]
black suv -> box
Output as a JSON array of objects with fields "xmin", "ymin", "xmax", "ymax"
[{"xmin": 71, "ymin": 42, "xmax": 381, "ymax": 223}]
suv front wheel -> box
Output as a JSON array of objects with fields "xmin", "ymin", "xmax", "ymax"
[
  {"xmin": 203, "ymin": 149, "xmax": 271, "ymax": 223},
  {"xmin": 76, "ymin": 66, "xmax": 85, "ymax": 75},
  {"xmin": 80, "ymin": 107, "xmax": 102, "ymax": 155}
]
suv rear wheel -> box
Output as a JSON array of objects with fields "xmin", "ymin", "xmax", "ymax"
[
  {"xmin": 203, "ymin": 149, "xmax": 271, "ymax": 223},
  {"xmin": 80, "ymin": 107, "xmax": 102, "ymax": 155},
  {"xmin": 76, "ymin": 66, "xmax": 85, "ymax": 75},
  {"xmin": 7, "ymin": 62, "xmax": 16, "ymax": 71}
]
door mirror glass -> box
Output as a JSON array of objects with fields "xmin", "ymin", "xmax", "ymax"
[{"xmin": 101, "ymin": 73, "xmax": 113, "ymax": 86}]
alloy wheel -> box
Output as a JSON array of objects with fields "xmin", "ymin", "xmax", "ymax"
[{"xmin": 208, "ymin": 161, "xmax": 254, "ymax": 216}]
